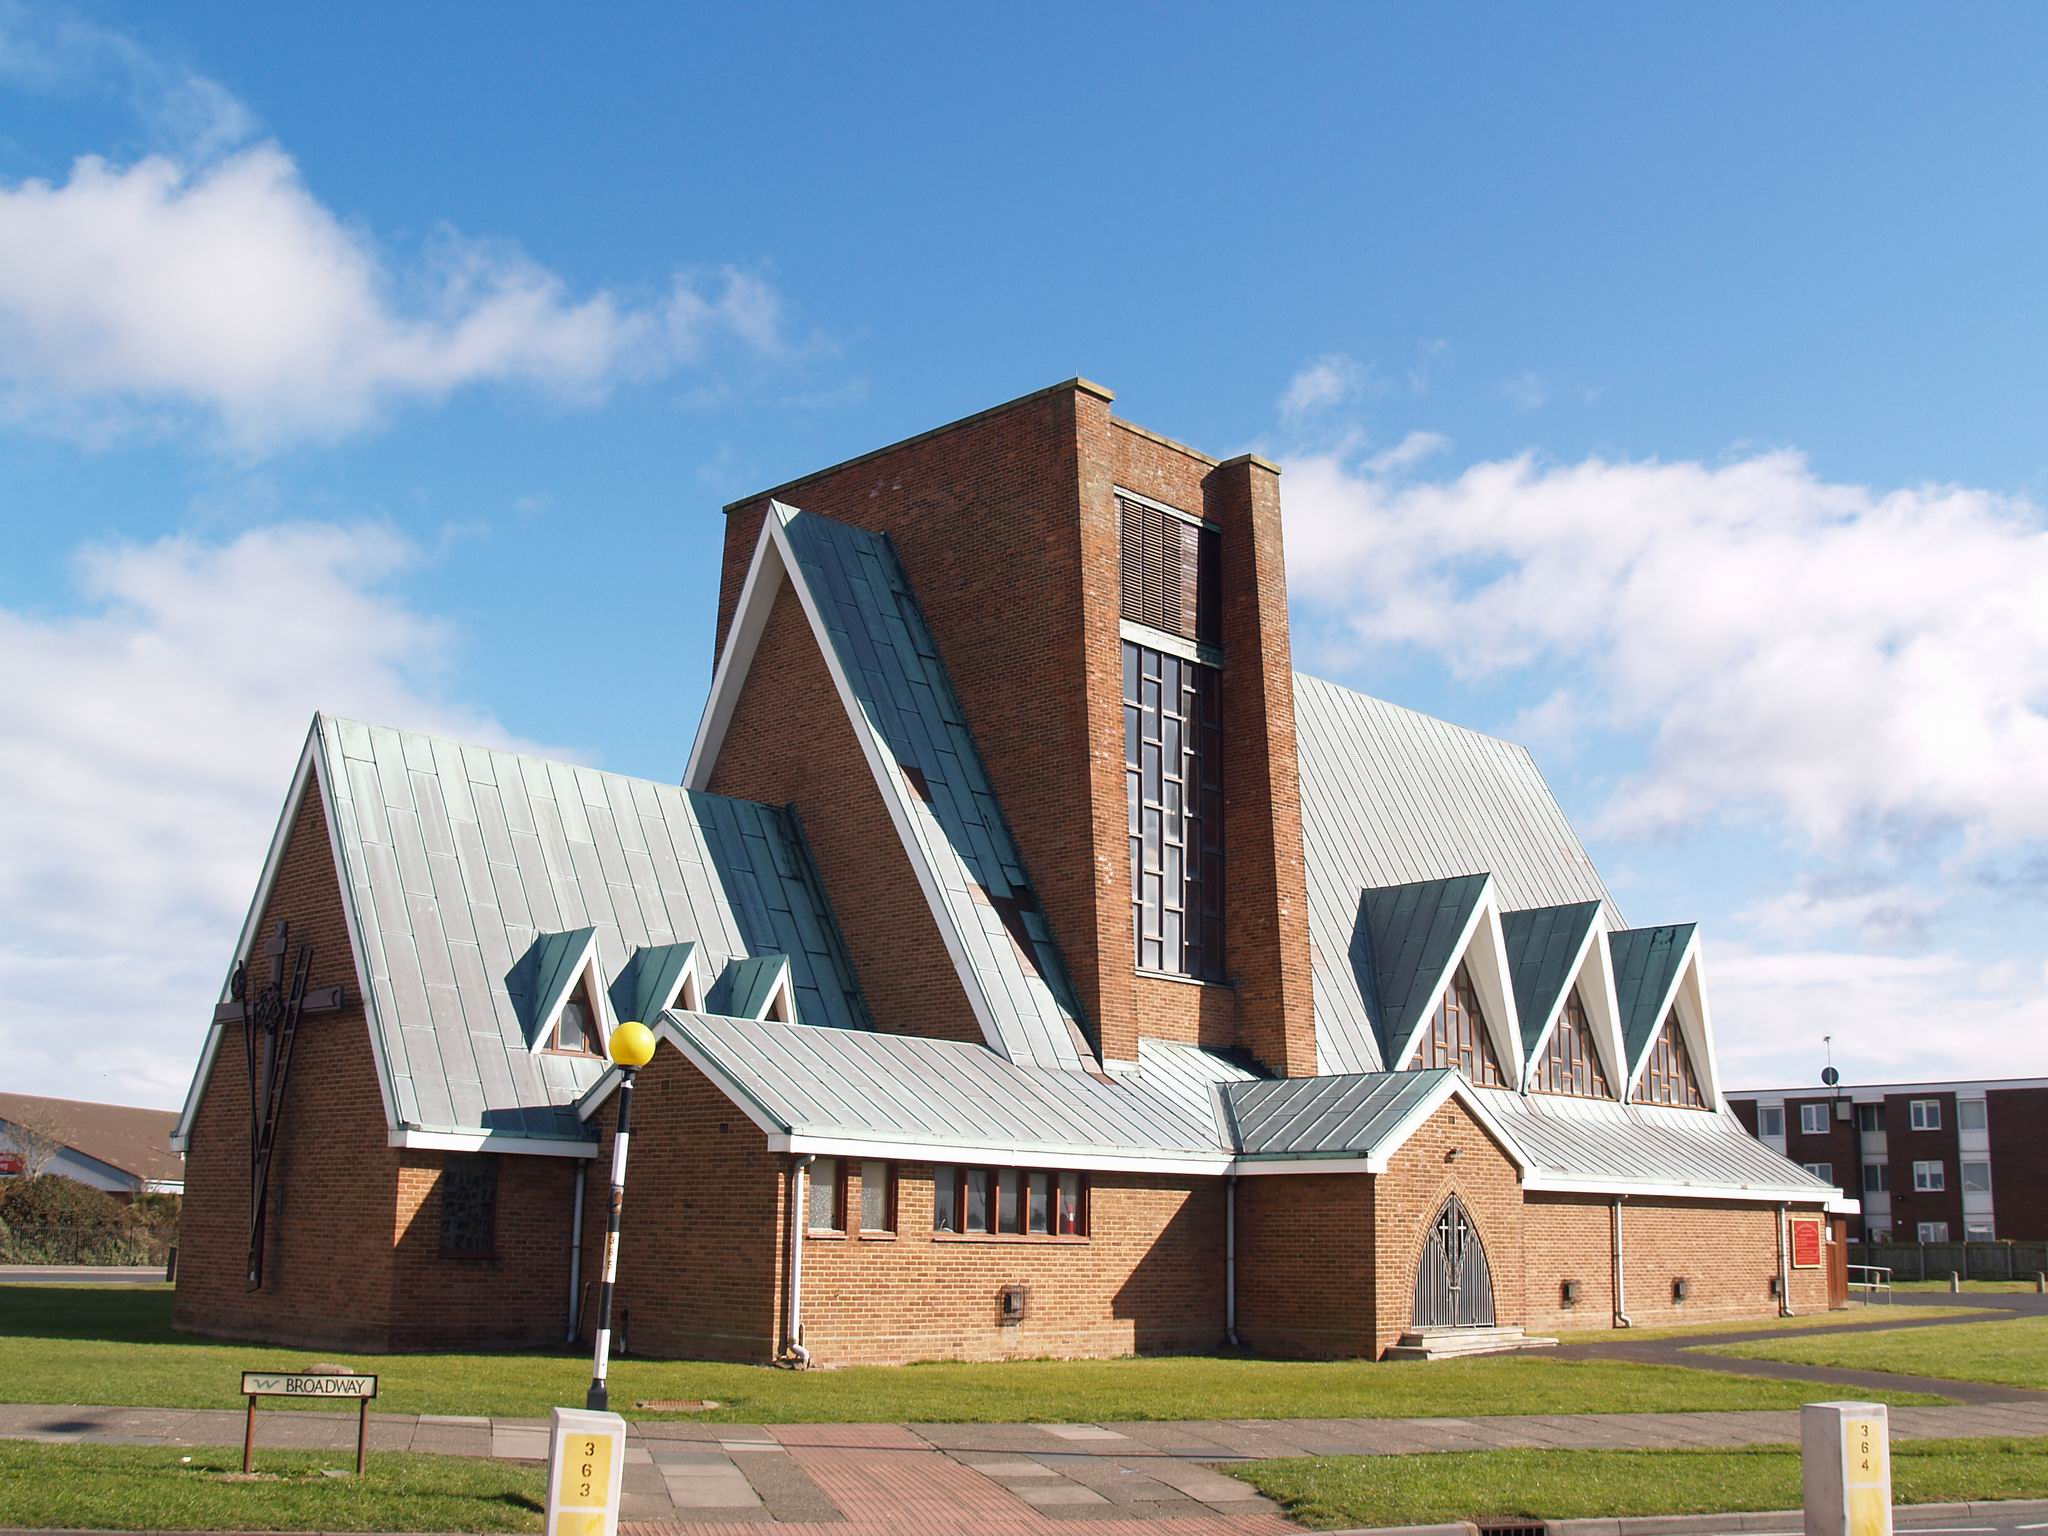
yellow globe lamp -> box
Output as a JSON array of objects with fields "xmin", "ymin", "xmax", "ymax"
[{"xmin": 609, "ymin": 1019, "xmax": 656, "ymax": 1069}]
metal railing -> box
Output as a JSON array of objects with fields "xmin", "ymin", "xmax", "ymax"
[
  {"xmin": 0, "ymin": 1223, "xmax": 174, "ymax": 1266},
  {"xmin": 1846, "ymin": 1263, "xmax": 1892, "ymax": 1302}
]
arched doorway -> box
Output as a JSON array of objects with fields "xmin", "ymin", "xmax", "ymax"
[{"xmin": 1412, "ymin": 1194, "xmax": 1495, "ymax": 1328}]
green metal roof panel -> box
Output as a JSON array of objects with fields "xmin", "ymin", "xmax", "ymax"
[
  {"xmin": 1502, "ymin": 901, "xmax": 1602, "ymax": 1054},
  {"xmin": 773, "ymin": 506, "xmax": 1094, "ymax": 1072},
  {"xmin": 609, "ymin": 941, "xmax": 697, "ymax": 1028},
  {"xmin": 521, "ymin": 927, "xmax": 597, "ymax": 1048},
  {"xmin": 1222, "ymin": 1069, "xmax": 1453, "ymax": 1159},
  {"xmin": 1610, "ymin": 923, "xmax": 1697, "ymax": 1063},
  {"xmin": 721, "ymin": 953, "xmax": 791, "ymax": 1020},
  {"xmin": 1358, "ymin": 874, "xmax": 1489, "ymax": 1066}
]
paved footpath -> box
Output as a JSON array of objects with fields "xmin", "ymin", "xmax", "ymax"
[{"xmin": 6, "ymin": 1399, "xmax": 2048, "ymax": 1534}]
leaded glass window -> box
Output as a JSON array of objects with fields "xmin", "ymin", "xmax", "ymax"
[
  {"xmin": 1634, "ymin": 1011, "xmax": 1706, "ymax": 1108},
  {"xmin": 1407, "ymin": 962, "xmax": 1505, "ymax": 1085},
  {"xmin": 1125, "ymin": 641, "xmax": 1223, "ymax": 979},
  {"xmin": 1534, "ymin": 989, "xmax": 1611, "ymax": 1098},
  {"xmin": 438, "ymin": 1155, "xmax": 497, "ymax": 1258}
]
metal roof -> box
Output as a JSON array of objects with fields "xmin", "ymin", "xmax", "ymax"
[
  {"xmin": 310, "ymin": 714, "xmax": 868, "ymax": 1139},
  {"xmin": 609, "ymin": 941, "xmax": 698, "ymax": 1028},
  {"xmin": 655, "ymin": 1012, "xmax": 1231, "ymax": 1163},
  {"xmin": 1221, "ymin": 1070, "xmax": 1453, "ymax": 1160},
  {"xmin": 521, "ymin": 927, "xmax": 599, "ymax": 1048},
  {"xmin": 1609, "ymin": 923, "xmax": 1697, "ymax": 1064},
  {"xmin": 721, "ymin": 954, "xmax": 790, "ymax": 1020},
  {"xmin": 1357, "ymin": 874, "xmax": 1490, "ymax": 1068},
  {"xmin": 1472, "ymin": 1087, "xmax": 1837, "ymax": 1199},
  {"xmin": 772, "ymin": 506, "xmax": 1095, "ymax": 1072},
  {"xmin": 1295, "ymin": 673, "xmax": 1620, "ymax": 1077},
  {"xmin": 1502, "ymin": 901, "xmax": 1603, "ymax": 1054}
]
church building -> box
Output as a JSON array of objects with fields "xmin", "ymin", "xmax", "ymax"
[{"xmin": 171, "ymin": 379, "xmax": 1851, "ymax": 1363}]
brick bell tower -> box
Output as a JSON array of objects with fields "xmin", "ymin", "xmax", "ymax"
[{"xmin": 715, "ymin": 380, "xmax": 1316, "ymax": 1077}]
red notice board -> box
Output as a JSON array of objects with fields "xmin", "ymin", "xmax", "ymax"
[{"xmin": 1790, "ymin": 1216, "xmax": 1823, "ymax": 1268}]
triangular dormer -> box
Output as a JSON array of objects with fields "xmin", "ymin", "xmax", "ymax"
[
  {"xmin": 1502, "ymin": 901, "xmax": 1625, "ymax": 1099},
  {"xmin": 1354, "ymin": 873, "xmax": 1523, "ymax": 1085},
  {"xmin": 1611, "ymin": 923, "xmax": 1721, "ymax": 1110},
  {"xmin": 520, "ymin": 928, "xmax": 612, "ymax": 1058},
  {"xmin": 722, "ymin": 954, "xmax": 796, "ymax": 1024},
  {"xmin": 610, "ymin": 941, "xmax": 703, "ymax": 1027},
  {"xmin": 1634, "ymin": 1009, "xmax": 1705, "ymax": 1108}
]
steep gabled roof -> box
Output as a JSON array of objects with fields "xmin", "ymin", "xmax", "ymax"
[
  {"xmin": 519, "ymin": 927, "xmax": 606, "ymax": 1053},
  {"xmin": 1219, "ymin": 1069, "xmax": 1514, "ymax": 1171},
  {"xmin": 687, "ymin": 503, "xmax": 1094, "ymax": 1073},
  {"xmin": 1502, "ymin": 901, "xmax": 1603, "ymax": 1055},
  {"xmin": 1296, "ymin": 673, "xmax": 1619, "ymax": 1076},
  {"xmin": 175, "ymin": 715, "xmax": 870, "ymax": 1151},
  {"xmin": 609, "ymin": 941, "xmax": 700, "ymax": 1027},
  {"xmin": 1356, "ymin": 873, "xmax": 1491, "ymax": 1067},
  {"xmin": 1610, "ymin": 923, "xmax": 1699, "ymax": 1065},
  {"xmin": 720, "ymin": 953, "xmax": 793, "ymax": 1021}
]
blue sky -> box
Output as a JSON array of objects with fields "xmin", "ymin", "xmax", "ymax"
[{"xmin": 3, "ymin": 3, "xmax": 2046, "ymax": 1106}]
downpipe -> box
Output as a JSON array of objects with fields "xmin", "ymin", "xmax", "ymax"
[
  {"xmin": 1611, "ymin": 1196, "xmax": 1632, "ymax": 1328},
  {"xmin": 564, "ymin": 1162, "xmax": 587, "ymax": 1343},
  {"xmin": 782, "ymin": 1154, "xmax": 813, "ymax": 1367},
  {"xmin": 1777, "ymin": 1203, "xmax": 1794, "ymax": 1317},
  {"xmin": 1226, "ymin": 1174, "xmax": 1240, "ymax": 1349}
]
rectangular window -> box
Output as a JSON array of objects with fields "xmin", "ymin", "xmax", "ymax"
[
  {"xmin": 1962, "ymin": 1160, "xmax": 1991, "ymax": 1194},
  {"xmin": 933, "ymin": 1167, "xmax": 1088, "ymax": 1238},
  {"xmin": 1959, "ymin": 1100, "xmax": 1988, "ymax": 1133},
  {"xmin": 1856, "ymin": 1102, "xmax": 1883, "ymax": 1133},
  {"xmin": 1862, "ymin": 1161, "xmax": 1890, "ymax": 1193},
  {"xmin": 438, "ymin": 1155, "xmax": 497, "ymax": 1258},
  {"xmin": 1910, "ymin": 1098, "xmax": 1942, "ymax": 1131},
  {"xmin": 1118, "ymin": 492, "xmax": 1220, "ymax": 646},
  {"xmin": 932, "ymin": 1164, "xmax": 957, "ymax": 1233},
  {"xmin": 1058, "ymin": 1171, "xmax": 1083, "ymax": 1235},
  {"xmin": 1027, "ymin": 1172, "xmax": 1052, "ymax": 1235},
  {"xmin": 997, "ymin": 1169, "xmax": 1024, "ymax": 1235},
  {"xmin": 1758, "ymin": 1105, "xmax": 1784, "ymax": 1138},
  {"xmin": 1800, "ymin": 1103, "xmax": 1829, "ymax": 1135},
  {"xmin": 1913, "ymin": 1159, "xmax": 1945, "ymax": 1192},
  {"xmin": 1124, "ymin": 641, "xmax": 1223, "ymax": 980},
  {"xmin": 1917, "ymin": 1221, "xmax": 1949, "ymax": 1243},
  {"xmin": 1803, "ymin": 1162, "xmax": 1834, "ymax": 1183},
  {"xmin": 859, "ymin": 1160, "xmax": 893, "ymax": 1232},
  {"xmin": 1966, "ymin": 1221, "xmax": 1995, "ymax": 1241},
  {"xmin": 808, "ymin": 1157, "xmax": 843, "ymax": 1232},
  {"xmin": 964, "ymin": 1168, "xmax": 991, "ymax": 1233}
]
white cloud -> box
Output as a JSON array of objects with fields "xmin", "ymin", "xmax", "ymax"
[
  {"xmin": 0, "ymin": 523, "xmax": 545, "ymax": 1106},
  {"xmin": 1502, "ymin": 370, "xmax": 1549, "ymax": 410},
  {"xmin": 1279, "ymin": 354, "xmax": 1373, "ymax": 421},
  {"xmin": 1281, "ymin": 444, "xmax": 2048, "ymax": 856}
]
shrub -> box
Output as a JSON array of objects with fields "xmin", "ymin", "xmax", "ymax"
[{"xmin": 0, "ymin": 1176, "xmax": 158, "ymax": 1264}]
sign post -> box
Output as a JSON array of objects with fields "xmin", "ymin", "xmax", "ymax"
[
  {"xmin": 1802, "ymin": 1401, "xmax": 1891, "ymax": 1536},
  {"xmin": 544, "ymin": 1406, "xmax": 628, "ymax": 1536},
  {"xmin": 239, "ymin": 1369, "xmax": 378, "ymax": 1475}
]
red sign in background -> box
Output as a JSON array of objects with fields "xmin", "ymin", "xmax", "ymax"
[
  {"xmin": 1791, "ymin": 1216, "xmax": 1823, "ymax": 1268},
  {"xmin": 0, "ymin": 1154, "xmax": 22, "ymax": 1176}
]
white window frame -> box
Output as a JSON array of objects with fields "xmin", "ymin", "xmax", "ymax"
[
  {"xmin": 1917, "ymin": 1221, "xmax": 1949, "ymax": 1243},
  {"xmin": 1803, "ymin": 1161, "xmax": 1834, "ymax": 1183},
  {"xmin": 1862, "ymin": 1161, "xmax": 1889, "ymax": 1193},
  {"xmin": 1962, "ymin": 1160, "xmax": 1992, "ymax": 1194},
  {"xmin": 1855, "ymin": 1102, "xmax": 1883, "ymax": 1133},
  {"xmin": 1913, "ymin": 1159, "xmax": 1945, "ymax": 1192},
  {"xmin": 1965, "ymin": 1221, "xmax": 1995, "ymax": 1242},
  {"xmin": 1958, "ymin": 1099, "xmax": 1988, "ymax": 1133},
  {"xmin": 1799, "ymin": 1103, "xmax": 1829, "ymax": 1135},
  {"xmin": 1757, "ymin": 1105, "xmax": 1784, "ymax": 1139},
  {"xmin": 1910, "ymin": 1098, "xmax": 1942, "ymax": 1131}
]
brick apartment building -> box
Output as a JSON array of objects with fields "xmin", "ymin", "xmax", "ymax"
[
  {"xmin": 1729, "ymin": 1079, "xmax": 2048, "ymax": 1243},
  {"xmin": 171, "ymin": 379, "xmax": 1848, "ymax": 1363}
]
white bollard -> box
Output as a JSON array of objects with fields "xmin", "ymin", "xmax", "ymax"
[
  {"xmin": 545, "ymin": 1405, "xmax": 628, "ymax": 1536},
  {"xmin": 1802, "ymin": 1401, "xmax": 1891, "ymax": 1536}
]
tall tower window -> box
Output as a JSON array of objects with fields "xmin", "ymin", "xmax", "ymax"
[{"xmin": 1125, "ymin": 641, "xmax": 1223, "ymax": 979}]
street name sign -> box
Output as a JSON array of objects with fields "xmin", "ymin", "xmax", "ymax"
[{"xmin": 239, "ymin": 1367, "xmax": 377, "ymax": 1474}]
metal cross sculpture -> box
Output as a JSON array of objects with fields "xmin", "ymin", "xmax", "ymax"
[{"xmin": 226, "ymin": 920, "xmax": 344, "ymax": 1291}]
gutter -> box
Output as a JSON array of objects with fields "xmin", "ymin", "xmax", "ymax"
[
  {"xmin": 1611, "ymin": 1196, "xmax": 1632, "ymax": 1328},
  {"xmin": 565, "ymin": 1163, "xmax": 586, "ymax": 1343},
  {"xmin": 783, "ymin": 1155, "xmax": 813, "ymax": 1367}
]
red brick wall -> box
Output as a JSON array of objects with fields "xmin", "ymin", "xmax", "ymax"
[
  {"xmin": 1234, "ymin": 1172, "xmax": 1376, "ymax": 1357},
  {"xmin": 389, "ymin": 1149, "xmax": 579, "ymax": 1349},
  {"xmin": 581, "ymin": 1044, "xmax": 786, "ymax": 1363},
  {"xmin": 799, "ymin": 1162, "xmax": 1226, "ymax": 1364},
  {"xmin": 1988, "ymin": 1088, "xmax": 2048, "ymax": 1240},
  {"xmin": 706, "ymin": 580, "xmax": 981, "ymax": 1047},
  {"xmin": 1522, "ymin": 1193, "xmax": 1615, "ymax": 1333},
  {"xmin": 173, "ymin": 777, "xmax": 404, "ymax": 1350},
  {"xmin": 1616, "ymin": 1198, "xmax": 1829, "ymax": 1322},
  {"xmin": 1885, "ymin": 1092, "xmax": 1964, "ymax": 1240}
]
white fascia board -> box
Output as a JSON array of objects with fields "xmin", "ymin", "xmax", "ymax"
[
  {"xmin": 777, "ymin": 1132, "xmax": 1230, "ymax": 1178},
  {"xmin": 577, "ymin": 1016, "xmax": 788, "ymax": 1140},
  {"xmin": 683, "ymin": 508, "xmax": 787, "ymax": 789},
  {"xmin": 388, "ymin": 1129, "xmax": 598, "ymax": 1159},
  {"xmin": 1680, "ymin": 939, "xmax": 1725, "ymax": 1110},
  {"xmin": 1355, "ymin": 1074, "xmax": 1533, "ymax": 1175},
  {"xmin": 1622, "ymin": 928, "xmax": 1704, "ymax": 1098},
  {"xmin": 1524, "ymin": 1170, "xmax": 1844, "ymax": 1206},
  {"xmin": 1516, "ymin": 909, "xmax": 1611, "ymax": 1093}
]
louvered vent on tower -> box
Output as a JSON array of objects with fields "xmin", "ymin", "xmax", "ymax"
[{"xmin": 1118, "ymin": 494, "xmax": 1220, "ymax": 646}]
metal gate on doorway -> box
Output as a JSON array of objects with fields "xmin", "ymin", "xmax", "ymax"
[{"xmin": 1412, "ymin": 1194, "xmax": 1495, "ymax": 1328}]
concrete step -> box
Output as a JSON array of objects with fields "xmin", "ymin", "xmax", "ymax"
[{"xmin": 1385, "ymin": 1325, "xmax": 1560, "ymax": 1360}]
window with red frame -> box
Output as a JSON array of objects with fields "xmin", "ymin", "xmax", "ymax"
[{"xmin": 932, "ymin": 1165, "xmax": 1086, "ymax": 1236}]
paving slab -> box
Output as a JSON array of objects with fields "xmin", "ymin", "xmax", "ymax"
[{"xmin": 1017, "ymin": 1482, "xmax": 1112, "ymax": 1505}]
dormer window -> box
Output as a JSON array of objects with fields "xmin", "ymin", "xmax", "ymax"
[
  {"xmin": 1408, "ymin": 962, "xmax": 1505, "ymax": 1086},
  {"xmin": 1635, "ymin": 1009, "xmax": 1706, "ymax": 1108},
  {"xmin": 1534, "ymin": 989, "xmax": 1612, "ymax": 1098},
  {"xmin": 552, "ymin": 996, "xmax": 597, "ymax": 1055}
]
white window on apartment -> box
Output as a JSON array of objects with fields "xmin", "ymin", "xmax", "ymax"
[
  {"xmin": 1803, "ymin": 1161, "xmax": 1834, "ymax": 1183},
  {"xmin": 1966, "ymin": 1221, "xmax": 1995, "ymax": 1241},
  {"xmin": 1917, "ymin": 1221, "xmax": 1949, "ymax": 1243},
  {"xmin": 1910, "ymin": 1098, "xmax": 1942, "ymax": 1131},
  {"xmin": 1758, "ymin": 1105, "xmax": 1784, "ymax": 1138},
  {"xmin": 1800, "ymin": 1103, "xmax": 1830, "ymax": 1135},
  {"xmin": 1958, "ymin": 1100, "xmax": 1988, "ymax": 1133},
  {"xmin": 1856, "ymin": 1103, "xmax": 1884, "ymax": 1133},
  {"xmin": 1862, "ymin": 1161, "xmax": 1890, "ymax": 1193},
  {"xmin": 1913, "ymin": 1159, "xmax": 1946, "ymax": 1192},
  {"xmin": 1962, "ymin": 1160, "xmax": 1992, "ymax": 1194}
]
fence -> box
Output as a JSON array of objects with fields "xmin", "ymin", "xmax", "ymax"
[
  {"xmin": 0, "ymin": 1223, "xmax": 173, "ymax": 1266},
  {"xmin": 1848, "ymin": 1239, "xmax": 2048, "ymax": 1281}
]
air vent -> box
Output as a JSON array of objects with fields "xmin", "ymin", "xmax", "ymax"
[
  {"xmin": 999, "ymin": 1284, "xmax": 1029, "ymax": 1324},
  {"xmin": 1477, "ymin": 1521, "xmax": 1548, "ymax": 1536},
  {"xmin": 1118, "ymin": 495, "xmax": 1219, "ymax": 646}
]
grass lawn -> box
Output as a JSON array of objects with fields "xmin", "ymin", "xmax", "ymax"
[
  {"xmin": 1699, "ymin": 1313, "xmax": 2048, "ymax": 1389},
  {"xmin": 1229, "ymin": 1438, "xmax": 2048, "ymax": 1529},
  {"xmin": 0, "ymin": 1442, "xmax": 542, "ymax": 1533},
  {"xmin": 0, "ymin": 1284, "xmax": 1947, "ymax": 1424},
  {"xmin": 1554, "ymin": 1304, "xmax": 1993, "ymax": 1343}
]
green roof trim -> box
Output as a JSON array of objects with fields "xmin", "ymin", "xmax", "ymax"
[
  {"xmin": 520, "ymin": 927, "xmax": 600, "ymax": 1050},
  {"xmin": 1354, "ymin": 873, "xmax": 1491, "ymax": 1066},
  {"xmin": 610, "ymin": 941, "xmax": 698, "ymax": 1028},
  {"xmin": 1609, "ymin": 923, "xmax": 1698, "ymax": 1066},
  {"xmin": 722, "ymin": 953, "xmax": 792, "ymax": 1022},
  {"xmin": 1502, "ymin": 901, "xmax": 1603, "ymax": 1055}
]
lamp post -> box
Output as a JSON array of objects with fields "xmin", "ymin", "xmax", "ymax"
[{"xmin": 587, "ymin": 1018, "xmax": 656, "ymax": 1413}]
